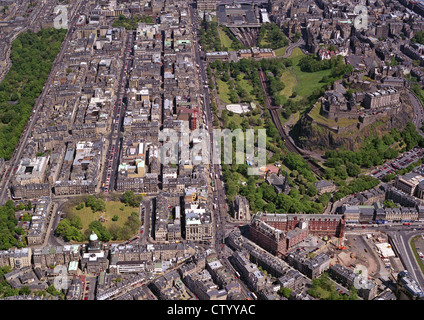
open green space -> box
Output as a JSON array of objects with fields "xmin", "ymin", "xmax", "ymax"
[
  {"xmin": 218, "ymin": 27, "xmax": 233, "ymax": 50},
  {"xmin": 216, "ymin": 78, "xmax": 232, "ymax": 104},
  {"xmin": 68, "ymin": 201, "xmax": 138, "ymax": 232},
  {"xmin": 308, "ymin": 273, "xmax": 358, "ymax": 300},
  {"xmin": 257, "ymin": 23, "xmax": 289, "ymax": 49},
  {"xmin": 291, "ymin": 65, "xmax": 332, "ymax": 100},
  {"xmin": 274, "ymin": 46, "xmax": 287, "ymax": 57},
  {"xmin": 236, "ymin": 74, "xmax": 258, "ymax": 103},
  {"xmin": 58, "ymin": 192, "xmax": 143, "ymax": 242},
  {"xmin": 0, "ymin": 28, "xmax": 66, "ymax": 160},
  {"xmin": 284, "ymin": 47, "xmax": 334, "ymax": 100},
  {"xmin": 280, "ymin": 69, "xmax": 297, "ymax": 98}
]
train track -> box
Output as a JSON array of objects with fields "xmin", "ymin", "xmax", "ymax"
[{"xmin": 258, "ymin": 69, "xmax": 324, "ymax": 177}]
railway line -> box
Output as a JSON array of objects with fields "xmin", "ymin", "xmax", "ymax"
[{"xmin": 258, "ymin": 69, "xmax": 324, "ymax": 177}]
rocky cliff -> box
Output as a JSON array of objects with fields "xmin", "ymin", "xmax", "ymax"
[{"xmin": 294, "ymin": 93, "xmax": 415, "ymax": 154}]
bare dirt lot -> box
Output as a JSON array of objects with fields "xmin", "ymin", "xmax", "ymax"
[{"xmin": 326, "ymin": 234, "xmax": 382, "ymax": 277}]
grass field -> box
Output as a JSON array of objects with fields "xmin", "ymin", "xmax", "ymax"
[
  {"xmin": 227, "ymin": 113, "xmax": 244, "ymax": 127},
  {"xmin": 280, "ymin": 47, "xmax": 333, "ymax": 101},
  {"xmin": 288, "ymin": 47, "xmax": 304, "ymax": 59},
  {"xmin": 216, "ymin": 79, "xmax": 232, "ymax": 104},
  {"xmin": 274, "ymin": 46, "xmax": 287, "ymax": 57},
  {"xmin": 280, "ymin": 69, "xmax": 297, "ymax": 98},
  {"xmin": 218, "ymin": 27, "xmax": 233, "ymax": 50},
  {"xmin": 237, "ymin": 74, "xmax": 257, "ymax": 103},
  {"xmin": 69, "ymin": 201, "xmax": 139, "ymax": 232}
]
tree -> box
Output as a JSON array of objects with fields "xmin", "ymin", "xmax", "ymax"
[
  {"xmin": 19, "ymin": 286, "xmax": 31, "ymax": 296},
  {"xmin": 122, "ymin": 191, "xmax": 143, "ymax": 207},
  {"xmin": 346, "ymin": 162, "xmax": 361, "ymax": 177},
  {"xmin": 55, "ymin": 219, "xmax": 71, "ymax": 236},
  {"xmin": 88, "ymin": 220, "xmax": 112, "ymax": 242},
  {"xmin": 76, "ymin": 203, "xmax": 84, "ymax": 210},
  {"xmin": 279, "ymin": 287, "xmax": 292, "ymax": 299},
  {"xmin": 412, "ymin": 30, "xmax": 424, "ymax": 45},
  {"xmin": 85, "ymin": 196, "xmax": 106, "ymax": 213},
  {"xmin": 108, "ymin": 224, "xmax": 121, "ymax": 240},
  {"xmin": 70, "ymin": 215, "xmax": 83, "ymax": 229},
  {"xmin": 112, "ymin": 215, "xmax": 119, "ymax": 222}
]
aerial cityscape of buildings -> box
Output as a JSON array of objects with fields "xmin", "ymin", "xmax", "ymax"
[{"xmin": 0, "ymin": 0, "xmax": 424, "ymax": 308}]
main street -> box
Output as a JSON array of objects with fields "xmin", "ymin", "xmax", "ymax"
[
  {"xmin": 347, "ymin": 222, "xmax": 424, "ymax": 290},
  {"xmin": 189, "ymin": 4, "xmax": 252, "ymax": 298},
  {"xmin": 102, "ymin": 30, "xmax": 135, "ymax": 194},
  {"xmin": 387, "ymin": 228, "xmax": 424, "ymax": 290}
]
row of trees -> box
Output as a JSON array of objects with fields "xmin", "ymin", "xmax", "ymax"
[
  {"xmin": 199, "ymin": 20, "xmax": 221, "ymax": 52},
  {"xmin": 332, "ymin": 175, "xmax": 380, "ymax": 201},
  {"xmin": 0, "ymin": 200, "xmax": 24, "ymax": 250},
  {"xmin": 55, "ymin": 215, "xmax": 83, "ymax": 242},
  {"xmin": 298, "ymin": 54, "xmax": 344, "ymax": 73},
  {"xmin": 121, "ymin": 190, "xmax": 143, "ymax": 207},
  {"xmin": 112, "ymin": 14, "xmax": 154, "ymax": 30}
]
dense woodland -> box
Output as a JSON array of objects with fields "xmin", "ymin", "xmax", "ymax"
[
  {"xmin": 0, "ymin": 200, "xmax": 26, "ymax": 250},
  {"xmin": 0, "ymin": 28, "xmax": 66, "ymax": 160},
  {"xmin": 257, "ymin": 23, "xmax": 289, "ymax": 49}
]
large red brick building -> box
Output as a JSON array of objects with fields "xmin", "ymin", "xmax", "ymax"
[{"xmin": 249, "ymin": 212, "xmax": 345, "ymax": 257}]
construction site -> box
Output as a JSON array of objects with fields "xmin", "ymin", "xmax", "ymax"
[{"xmin": 319, "ymin": 232, "xmax": 405, "ymax": 281}]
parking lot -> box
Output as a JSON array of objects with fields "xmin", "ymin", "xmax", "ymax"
[{"xmin": 371, "ymin": 147, "xmax": 424, "ymax": 180}]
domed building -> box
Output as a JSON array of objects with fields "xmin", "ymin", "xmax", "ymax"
[
  {"xmin": 88, "ymin": 231, "xmax": 101, "ymax": 253},
  {"xmin": 81, "ymin": 231, "xmax": 108, "ymax": 274}
]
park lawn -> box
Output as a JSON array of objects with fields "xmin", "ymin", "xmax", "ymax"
[
  {"xmin": 291, "ymin": 63, "xmax": 332, "ymax": 100},
  {"xmin": 216, "ymin": 78, "xmax": 232, "ymax": 104},
  {"xmin": 218, "ymin": 27, "xmax": 233, "ymax": 50},
  {"xmin": 287, "ymin": 47, "xmax": 304, "ymax": 59},
  {"xmin": 280, "ymin": 69, "xmax": 297, "ymax": 98},
  {"xmin": 276, "ymin": 47, "xmax": 331, "ymax": 101},
  {"xmin": 227, "ymin": 113, "xmax": 244, "ymax": 127},
  {"xmin": 237, "ymin": 75, "xmax": 258, "ymax": 103},
  {"xmin": 70, "ymin": 201, "xmax": 139, "ymax": 232},
  {"xmin": 274, "ymin": 46, "xmax": 287, "ymax": 57}
]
